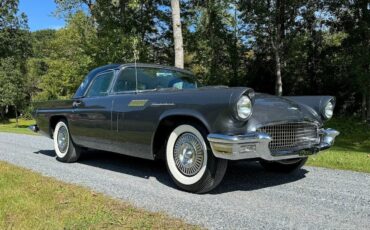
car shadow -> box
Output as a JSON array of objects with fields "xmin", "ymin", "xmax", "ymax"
[
  {"xmin": 210, "ymin": 161, "xmax": 308, "ymax": 194},
  {"xmin": 34, "ymin": 149, "xmax": 176, "ymax": 188},
  {"xmin": 34, "ymin": 149, "xmax": 57, "ymax": 157},
  {"xmin": 33, "ymin": 149, "xmax": 308, "ymax": 194}
]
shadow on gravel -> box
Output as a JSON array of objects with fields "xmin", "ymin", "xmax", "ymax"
[
  {"xmin": 210, "ymin": 161, "xmax": 308, "ymax": 194},
  {"xmin": 33, "ymin": 149, "xmax": 308, "ymax": 194},
  {"xmin": 81, "ymin": 150, "xmax": 177, "ymax": 188},
  {"xmin": 34, "ymin": 150, "xmax": 57, "ymax": 157}
]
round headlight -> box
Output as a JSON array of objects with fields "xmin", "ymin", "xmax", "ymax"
[
  {"xmin": 323, "ymin": 101, "xmax": 334, "ymax": 119},
  {"xmin": 236, "ymin": 96, "xmax": 252, "ymax": 120}
]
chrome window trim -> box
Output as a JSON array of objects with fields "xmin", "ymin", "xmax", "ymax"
[{"xmin": 83, "ymin": 69, "xmax": 116, "ymax": 98}]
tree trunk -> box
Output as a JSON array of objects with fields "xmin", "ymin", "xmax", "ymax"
[
  {"xmin": 0, "ymin": 107, "xmax": 4, "ymax": 122},
  {"xmin": 306, "ymin": 1, "xmax": 317, "ymax": 94},
  {"xmin": 273, "ymin": 0, "xmax": 284, "ymax": 96},
  {"xmin": 367, "ymin": 94, "xmax": 370, "ymax": 122},
  {"xmin": 171, "ymin": 0, "xmax": 184, "ymax": 69},
  {"xmin": 15, "ymin": 106, "xmax": 18, "ymax": 128},
  {"xmin": 231, "ymin": 1, "xmax": 239, "ymax": 86},
  {"xmin": 82, "ymin": 0, "xmax": 96, "ymax": 24},
  {"xmin": 362, "ymin": 93, "xmax": 367, "ymax": 122},
  {"xmin": 81, "ymin": 0, "xmax": 95, "ymax": 16},
  {"xmin": 274, "ymin": 48, "xmax": 283, "ymax": 96}
]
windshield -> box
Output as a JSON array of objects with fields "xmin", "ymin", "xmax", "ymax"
[{"xmin": 113, "ymin": 67, "xmax": 198, "ymax": 92}]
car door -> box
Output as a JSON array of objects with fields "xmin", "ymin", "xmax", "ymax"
[
  {"xmin": 110, "ymin": 67, "xmax": 159, "ymax": 159},
  {"xmin": 109, "ymin": 66, "xmax": 198, "ymax": 159},
  {"xmin": 69, "ymin": 70, "xmax": 116, "ymax": 150}
]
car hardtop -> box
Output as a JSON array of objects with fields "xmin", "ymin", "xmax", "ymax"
[{"xmin": 74, "ymin": 63, "xmax": 195, "ymax": 98}]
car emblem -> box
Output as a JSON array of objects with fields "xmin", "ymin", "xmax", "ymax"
[
  {"xmin": 151, "ymin": 102, "xmax": 175, "ymax": 107},
  {"xmin": 128, "ymin": 100, "xmax": 148, "ymax": 107}
]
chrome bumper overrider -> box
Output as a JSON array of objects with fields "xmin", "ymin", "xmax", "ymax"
[{"xmin": 207, "ymin": 128, "xmax": 339, "ymax": 161}]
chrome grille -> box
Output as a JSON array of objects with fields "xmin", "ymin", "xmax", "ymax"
[{"xmin": 257, "ymin": 123, "xmax": 319, "ymax": 153}]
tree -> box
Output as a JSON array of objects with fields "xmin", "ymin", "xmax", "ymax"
[
  {"xmin": 239, "ymin": 0, "xmax": 304, "ymax": 96},
  {"xmin": 54, "ymin": 0, "xmax": 96, "ymax": 18},
  {"xmin": 54, "ymin": 0, "xmax": 175, "ymax": 65},
  {"xmin": 171, "ymin": 0, "xmax": 184, "ymax": 68},
  {"xmin": 185, "ymin": 0, "xmax": 245, "ymax": 86},
  {"xmin": 0, "ymin": 0, "xmax": 31, "ymax": 122},
  {"xmin": 324, "ymin": 0, "xmax": 370, "ymax": 121},
  {"xmin": 0, "ymin": 58, "xmax": 26, "ymax": 125},
  {"xmin": 0, "ymin": 0, "xmax": 31, "ymax": 60},
  {"xmin": 26, "ymin": 0, "xmax": 370, "ymax": 119},
  {"xmin": 34, "ymin": 12, "xmax": 96, "ymax": 100}
]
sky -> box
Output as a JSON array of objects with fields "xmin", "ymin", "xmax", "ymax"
[{"xmin": 19, "ymin": 0, "xmax": 66, "ymax": 31}]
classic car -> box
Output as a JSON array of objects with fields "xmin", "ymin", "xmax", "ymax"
[{"xmin": 30, "ymin": 63, "xmax": 339, "ymax": 193}]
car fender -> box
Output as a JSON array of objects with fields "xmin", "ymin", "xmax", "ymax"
[{"xmin": 158, "ymin": 108, "xmax": 211, "ymax": 132}]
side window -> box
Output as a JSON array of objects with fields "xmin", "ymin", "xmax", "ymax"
[
  {"xmin": 86, "ymin": 71, "xmax": 114, "ymax": 97},
  {"xmin": 113, "ymin": 68, "xmax": 137, "ymax": 92}
]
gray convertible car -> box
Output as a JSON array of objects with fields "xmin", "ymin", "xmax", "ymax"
[{"xmin": 31, "ymin": 63, "xmax": 339, "ymax": 193}]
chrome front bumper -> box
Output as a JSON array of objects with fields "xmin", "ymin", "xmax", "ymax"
[{"xmin": 207, "ymin": 128, "xmax": 339, "ymax": 161}]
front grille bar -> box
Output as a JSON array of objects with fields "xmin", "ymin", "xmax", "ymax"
[{"xmin": 257, "ymin": 123, "xmax": 319, "ymax": 154}]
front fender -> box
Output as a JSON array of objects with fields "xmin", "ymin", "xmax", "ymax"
[
  {"xmin": 158, "ymin": 109, "xmax": 211, "ymax": 132},
  {"xmin": 285, "ymin": 96, "xmax": 335, "ymax": 120}
]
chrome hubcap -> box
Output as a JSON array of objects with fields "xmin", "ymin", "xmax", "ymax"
[
  {"xmin": 173, "ymin": 133, "xmax": 204, "ymax": 176},
  {"xmin": 57, "ymin": 126, "xmax": 68, "ymax": 153}
]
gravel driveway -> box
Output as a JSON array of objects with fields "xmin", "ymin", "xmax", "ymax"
[{"xmin": 0, "ymin": 133, "xmax": 369, "ymax": 229}]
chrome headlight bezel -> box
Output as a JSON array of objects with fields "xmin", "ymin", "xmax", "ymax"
[
  {"xmin": 322, "ymin": 100, "xmax": 334, "ymax": 120},
  {"xmin": 235, "ymin": 95, "xmax": 253, "ymax": 120}
]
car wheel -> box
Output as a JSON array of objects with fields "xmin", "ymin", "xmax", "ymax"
[
  {"xmin": 166, "ymin": 123, "xmax": 228, "ymax": 193},
  {"xmin": 259, "ymin": 157, "xmax": 307, "ymax": 173},
  {"xmin": 53, "ymin": 120, "xmax": 81, "ymax": 163}
]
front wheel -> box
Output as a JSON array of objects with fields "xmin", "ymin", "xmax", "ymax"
[
  {"xmin": 259, "ymin": 157, "xmax": 307, "ymax": 173},
  {"xmin": 166, "ymin": 123, "xmax": 227, "ymax": 193},
  {"xmin": 53, "ymin": 120, "xmax": 81, "ymax": 163}
]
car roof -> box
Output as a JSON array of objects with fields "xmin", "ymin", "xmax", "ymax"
[
  {"xmin": 119, "ymin": 63, "xmax": 193, "ymax": 75},
  {"xmin": 73, "ymin": 63, "xmax": 194, "ymax": 98},
  {"xmin": 89, "ymin": 63, "xmax": 193, "ymax": 75}
]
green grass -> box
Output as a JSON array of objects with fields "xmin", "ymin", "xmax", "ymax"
[
  {"xmin": 307, "ymin": 117, "xmax": 370, "ymax": 173},
  {"xmin": 0, "ymin": 161, "xmax": 198, "ymax": 230},
  {"xmin": 0, "ymin": 119, "xmax": 36, "ymax": 135}
]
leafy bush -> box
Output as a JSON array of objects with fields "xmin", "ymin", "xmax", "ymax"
[{"xmin": 21, "ymin": 106, "xmax": 35, "ymax": 120}]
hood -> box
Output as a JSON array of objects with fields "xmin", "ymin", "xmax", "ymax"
[{"xmin": 247, "ymin": 93, "xmax": 322, "ymax": 131}]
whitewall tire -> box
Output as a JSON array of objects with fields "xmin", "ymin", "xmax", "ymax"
[
  {"xmin": 53, "ymin": 120, "xmax": 80, "ymax": 163},
  {"xmin": 166, "ymin": 123, "xmax": 227, "ymax": 193}
]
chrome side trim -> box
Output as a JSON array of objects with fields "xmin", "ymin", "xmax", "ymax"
[{"xmin": 207, "ymin": 132, "xmax": 271, "ymax": 144}]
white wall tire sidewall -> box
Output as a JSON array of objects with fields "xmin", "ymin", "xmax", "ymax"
[
  {"xmin": 53, "ymin": 121, "xmax": 70, "ymax": 159},
  {"xmin": 166, "ymin": 125, "xmax": 208, "ymax": 186}
]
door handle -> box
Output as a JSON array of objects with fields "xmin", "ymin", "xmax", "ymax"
[{"xmin": 73, "ymin": 100, "xmax": 82, "ymax": 108}]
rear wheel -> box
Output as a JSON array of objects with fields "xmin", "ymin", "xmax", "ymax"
[
  {"xmin": 259, "ymin": 157, "xmax": 307, "ymax": 173},
  {"xmin": 53, "ymin": 120, "xmax": 81, "ymax": 163},
  {"xmin": 166, "ymin": 123, "xmax": 227, "ymax": 193}
]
